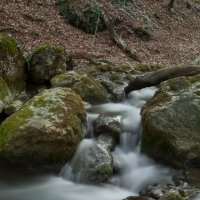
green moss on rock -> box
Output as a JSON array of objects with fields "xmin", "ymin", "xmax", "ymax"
[
  {"xmin": 58, "ymin": 2, "xmax": 105, "ymax": 34},
  {"xmin": 96, "ymin": 163, "xmax": 113, "ymax": 175},
  {"xmin": 0, "ymin": 87, "xmax": 86, "ymax": 170},
  {"xmin": 72, "ymin": 75, "xmax": 109, "ymax": 104},
  {"xmin": 0, "ymin": 33, "xmax": 25, "ymax": 94},
  {"xmin": 160, "ymin": 192, "xmax": 184, "ymax": 200},
  {"xmin": 51, "ymin": 71, "xmax": 81, "ymax": 88}
]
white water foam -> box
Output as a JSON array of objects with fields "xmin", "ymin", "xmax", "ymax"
[{"xmin": 0, "ymin": 87, "xmax": 174, "ymax": 200}]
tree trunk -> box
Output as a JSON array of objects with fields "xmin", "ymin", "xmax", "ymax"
[{"xmin": 124, "ymin": 66, "xmax": 200, "ymax": 95}]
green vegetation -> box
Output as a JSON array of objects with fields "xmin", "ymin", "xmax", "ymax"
[
  {"xmin": 96, "ymin": 164, "xmax": 113, "ymax": 175},
  {"xmin": 58, "ymin": 2, "xmax": 105, "ymax": 34},
  {"xmin": 0, "ymin": 33, "xmax": 19, "ymax": 58}
]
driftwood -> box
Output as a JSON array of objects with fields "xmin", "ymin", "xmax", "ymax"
[
  {"xmin": 124, "ymin": 66, "xmax": 200, "ymax": 95},
  {"xmin": 102, "ymin": 13, "xmax": 141, "ymax": 62}
]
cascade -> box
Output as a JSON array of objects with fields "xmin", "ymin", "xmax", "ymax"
[{"xmin": 1, "ymin": 87, "xmax": 198, "ymax": 200}]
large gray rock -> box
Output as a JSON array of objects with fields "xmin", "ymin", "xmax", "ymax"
[
  {"xmin": 66, "ymin": 137, "xmax": 114, "ymax": 184},
  {"xmin": 93, "ymin": 114, "xmax": 122, "ymax": 143},
  {"xmin": 141, "ymin": 76, "xmax": 200, "ymax": 168},
  {"xmin": 0, "ymin": 87, "xmax": 86, "ymax": 170}
]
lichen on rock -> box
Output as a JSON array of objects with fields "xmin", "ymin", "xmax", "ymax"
[{"xmin": 0, "ymin": 87, "xmax": 87, "ymax": 170}]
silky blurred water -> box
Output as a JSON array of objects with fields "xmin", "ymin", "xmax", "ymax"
[{"xmin": 0, "ymin": 87, "xmax": 176, "ymax": 200}]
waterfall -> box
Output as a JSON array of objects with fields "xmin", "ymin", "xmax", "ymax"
[{"xmin": 0, "ymin": 87, "xmax": 183, "ymax": 200}]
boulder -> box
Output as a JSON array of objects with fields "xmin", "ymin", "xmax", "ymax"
[
  {"xmin": 160, "ymin": 191, "xmax": 184, "ymax": 200},
  {"xmin": 67, "ymin": 137, "xmax": 113, "ymax": 184},
  {"xmin": 51, "ymin": 71, "xmax": 81, "ymax": 87},
  {"xmin": 141, "ymin": 76, "xmax": 200, "ymax": 168},
  {"xmin": 28, "ymin": 45, "xmax": 67, "ymax": 83},
  {"xmin": 93, "ymin": 114, "xmax": 122, "ymax": 142},
  {"xmin": 51, "ymin": 72, "xmax": 108, "ymax": 104},
  {"xmin": 0, "ymin": 33, "xmax": 25, "ymax": 95},
  {"xmin": 0, "ymin": 87, "xmax": 86, "ymax": 170}
]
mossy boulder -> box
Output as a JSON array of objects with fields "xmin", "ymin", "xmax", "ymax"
[
  {"xmin": 141, "ymin": 76, "xmax": 200, "ymax": 168},
  {"xmin": 0, "ymin": 87, "xmax": 86, "ymax": 170},
  {"xmin": 67, "ymin": 138, "xmax": 113, "ymax": 184},
  {"xmin": 51, "ymin": 72, "xmax": 108, "ymax": 104},
  {"xmin": 28, "ymin": 45, "xmax": 67, "ymax": 83},
  {"xmin": 0, "ymin": 33, "xmax": 25, "ymax": 95},
  {"xmin": 57, "ymin": 2, "xmax": 105, "ymax": 34},
  {"xmin": 51, "ymin": 71, "xmax": 81, "ymax": 87},
  {"xmin": 160, "ymin": 192, "xmax": 184, "ymax": 200},
  {"xmin": 0, "ymin": 76, "xmax": 12, "ymax": 113}
]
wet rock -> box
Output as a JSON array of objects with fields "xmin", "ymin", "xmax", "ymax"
[
  {"xmin": 67, "ymin": 138, "xmax": 113, "ymax": 184},
  {"xmin": 51, "ymin": 72, "xmax": 108, "ymax": 104},
  {"xmin": 0, "ymin": 33, "xmax": 25, "ymax": 95},
  {"xmin": 160, "ymin": 191, "xmax": 184, "ymax": 200},
  {"xmin": 180, "ymin": 189, "xmax": 200, "ymax": 198},
  {"xmin": 4, "ymin": 100, "xmax": 23, "ymax": 116},
  {"xmin": 186, "ymin": 191, "xmax": 200, "ymax": 200},
  {"xmin": 141, "ymin": 76, "xmax": 200, "ymax": 168},
  {"xmin": 0, "ymin": 87, "xmax": 86, "ymax": 170},
  {"xmin": 140, "ymin": 184, "xmax": 170, "ymax": 199},
  {"xmin": 28, "ymin": 45, "xmax": 67, "ymax": 83},
  {"xmin": 97, "ymin": 134, "xmax": 116, "ymax": 151},
  {"xmin": 94, "ymin": 114, "xmax": 122, "ymax": 142}
]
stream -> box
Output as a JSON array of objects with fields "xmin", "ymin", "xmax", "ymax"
[{"xmin": 0, "ymin": 87, "xmax": 174, "ymax": 200}]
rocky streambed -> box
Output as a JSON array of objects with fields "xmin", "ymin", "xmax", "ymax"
[{"xmin": 0, "ymin": 33, "xmax": 200, "ymax": 200}]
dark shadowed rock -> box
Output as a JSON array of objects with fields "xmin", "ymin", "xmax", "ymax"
[{"xmin": 28, "ymin": 45, "xmax": 67, "ymax": 83}]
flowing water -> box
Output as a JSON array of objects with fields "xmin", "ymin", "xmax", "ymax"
[{"xmin": 0, "ymin": 87, "xmax": 181, "ymax": 200}]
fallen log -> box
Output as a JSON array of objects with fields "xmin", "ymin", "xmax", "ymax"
[{"xmin": 124, "ymin": 66, "xmax": 200, "ymax": 95}]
